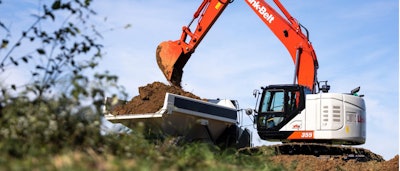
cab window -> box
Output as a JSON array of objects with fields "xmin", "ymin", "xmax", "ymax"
[{"xmin": 260, "ymin": 90, "xmax": 285, "ymax": 113}]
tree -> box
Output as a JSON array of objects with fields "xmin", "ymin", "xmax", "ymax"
[
  {"xmin": 0, "ymin": 0, "xmax": 126, "ymax": 103},
  {"xmin": 0, "ymin": 0, "xmax": 127, "ymax": 156}
]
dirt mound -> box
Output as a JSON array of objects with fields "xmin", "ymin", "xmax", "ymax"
[
  {"xmin": 111, "ymin": 82, "xmax": 200, "ymax": 114},
  {"xmin": 240, "ymin": 144, "xmax": 397, "ymax": 170},
  {"xmin": 270, "ymin": 155, "xmax": 399, "ymax": 171},
  {"xmin": 382, "ymin": 155, "xmax": 399, "ymax": 171}
]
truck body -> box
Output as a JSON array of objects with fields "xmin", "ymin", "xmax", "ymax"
[{"xmin": 104, "ymin": 93, "xmax": 251, "ymax": 148}]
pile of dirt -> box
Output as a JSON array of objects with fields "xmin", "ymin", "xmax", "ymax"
[
  {"xmin": 240, "ymin": 145, "xmax": 398, "ymax": 170},
  {"xmin": 111, "ymin": 82, "xmax": 201, "ymax": 115},
  {"xmin": 270, "ymin": 154, "xmax": 398, "ymax": 171}
]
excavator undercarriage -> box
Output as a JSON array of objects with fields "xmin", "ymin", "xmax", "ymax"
[{"xmin": 239, "ymin": 143, "xmax": 384, "ymax": 162}]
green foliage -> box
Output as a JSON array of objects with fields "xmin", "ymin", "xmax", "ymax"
[
  {"xmin": 0, "ymin": 0, "xmax": 127, "ymax": 159},
  {"xmin": 0, "ymin": 94, "xmax": 103, "ymax": 158},
  {"xmin": 0, "ymin": 0, "xmax": 106, "ymax": 98},
  {"xmin": 0, "ymin": 0, "xmax": 131, "ymax": 169}
]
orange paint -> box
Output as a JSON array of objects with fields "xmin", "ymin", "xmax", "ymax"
[{"xmin": 288, "ymin": 131, "xmax": 314, "ymax": 139}]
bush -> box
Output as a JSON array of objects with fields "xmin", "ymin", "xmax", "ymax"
[
  {"xmin": 0, "ymin": 0, "xmax": 127, "ymax": 160},
  {"xmin": 0, "ymin": 94, "xmax": 103, "ymax": 158}
]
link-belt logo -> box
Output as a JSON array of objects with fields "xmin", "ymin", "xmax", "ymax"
[{"xmin": 247, "ymin": 0, "xmax": 275, "ymax": 24}]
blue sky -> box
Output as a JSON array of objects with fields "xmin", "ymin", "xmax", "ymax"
[{"xmin": 1, "ymin": 0, "xmax": 398, "ymax": 160}]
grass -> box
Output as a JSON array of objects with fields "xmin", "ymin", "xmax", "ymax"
[{"xmin": 0, "ymin": 129, "xmax": 284, "ymax": 171}]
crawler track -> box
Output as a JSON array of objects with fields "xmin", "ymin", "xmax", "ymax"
[{"xmin": 238, "ymin": 143, "xmax": 384, "ymax": 162}]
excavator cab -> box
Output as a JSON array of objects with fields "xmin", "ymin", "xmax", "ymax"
[{"xmin": 256, "ymin": 85, "xmax": 306, "ymax": 140}]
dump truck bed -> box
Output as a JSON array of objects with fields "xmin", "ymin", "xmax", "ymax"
[{"xmin": 104, "ymin": 93, "xmax": 239, "ymax": 142}]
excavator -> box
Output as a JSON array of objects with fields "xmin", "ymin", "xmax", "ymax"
[{"xmin": 156, "ymin": 0, "xmax": 374, "ymax": 159}]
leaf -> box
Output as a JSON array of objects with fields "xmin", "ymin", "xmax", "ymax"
[
  {"xmin": 40, "ymin": 31, "xmax": 48, "ymax": 38},
  {"xmin": 84, "ymin": 0, "xmax": 91, "ymax": 6},
  {"xmin": 61, "ymin": 2, "xmax": 72, "ymax": 10},
  {"xmin": 37, "ymin": 48, "xmax": 46, "ymax": 55},
  {"xmin": 36, "ymin": 65, "xmax": 44, "ymax": 69},
  {"xmin": 1, "ymin": 39, "xmax": 9, "ymax": 48},
  {"xmin": 10, "ymin": 57, "xmax": 18, "ymax": 66},
  {"xmin": 22, "ymin": 56, "xmax": 28, "ymax": 63},
  {"xmin": 124, "ymin": 24, "xmax": 132, "ymax": 29},
  {"xmin": 43, "ymin": 39, "xmax": 50, "ymax": 44},
  {"xmin": 0, "ymin": 21, "xmax": 9, "ymax": 32},
  {"xmin": 45, "ymin": 11, "xmax": 55, "ymax": 21},
  {"xmin": 89, "ymin": 62, "xmax": 97, "ymax": 68},
  {"xmin": 52, "ymin": 0, "xmax": 61, "ymax": 10}
]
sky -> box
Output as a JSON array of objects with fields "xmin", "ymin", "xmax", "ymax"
[{"xmin": 1, "ymin": 0, "xmax": 398, "ymax": 160}]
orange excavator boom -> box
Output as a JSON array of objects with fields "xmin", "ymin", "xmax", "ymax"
[{"xmin": 156, "ymin": 0, "xmax": 318, "ymax": 92}]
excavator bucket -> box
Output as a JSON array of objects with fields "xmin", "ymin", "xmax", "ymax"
[{"xmin": 156, "ymin": 41, "xmax": 191, "ymax": 87}]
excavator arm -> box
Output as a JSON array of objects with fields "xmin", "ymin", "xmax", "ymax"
[
  {"xmin": 156, "ymin": 0, "xmax": 318, "ymax": 92},
  {"xmin": 156, "ymin": 0, "xmax": 231, "ymax": 87}
]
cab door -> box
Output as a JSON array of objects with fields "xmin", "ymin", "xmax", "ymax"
[{"xmin": 256, "ymin": 85, "xmax": 306, "ymax": 140}]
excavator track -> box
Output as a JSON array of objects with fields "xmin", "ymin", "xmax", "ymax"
[{"xmin": 238, "ymin": 143, "xmax": 384, "ymax": 162}]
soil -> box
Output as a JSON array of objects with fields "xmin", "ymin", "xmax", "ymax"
[
  {"xmin": 110, "ymin": 81, "xmax": 399, "ymax": 170},
  {"xmin": 270, "ymin": 154, "xmax": 398, "ymax": 171},
  {"xmin": 111, "ymin": 81, "xmax": 200, "ymax": 115}
]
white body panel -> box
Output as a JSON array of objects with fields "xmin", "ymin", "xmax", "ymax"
[{"xmin": 280, "ymin": 93, "xmax": 366, "ymax": 145}]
